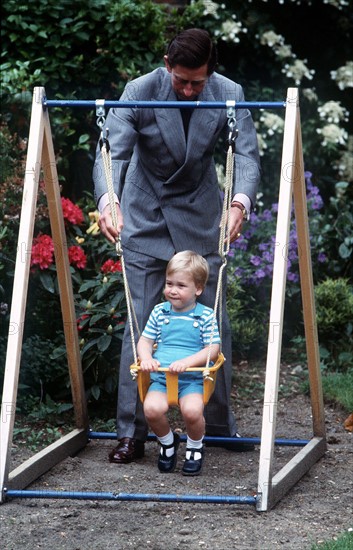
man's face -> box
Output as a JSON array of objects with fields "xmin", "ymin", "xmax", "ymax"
[{"xmin": 164, "ymin": 56, "xmax": 208, "ymax": 100}]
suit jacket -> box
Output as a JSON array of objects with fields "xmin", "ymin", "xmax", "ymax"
[{"xmin": 93, "ymin": 67, "xmax": 260, "ymax": 261}]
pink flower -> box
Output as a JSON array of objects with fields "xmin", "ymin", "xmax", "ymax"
[
  {"xmin": 68, "ymin": 246, "xmax": 87, "ymax": 269},
  {"xmin": 101, "ymin": 259, "xmax": 122, "ymax": 273},
  {"xmin": 61, "ymin": 197, "xmax": 84, "ymax": 225},
  {"xmin": 31, "ymin": 234, "xmax": 55, "ymax": 270}
]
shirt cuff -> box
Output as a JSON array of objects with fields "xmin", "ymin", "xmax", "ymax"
[
  {"xmin": 97, "ymin": 192, "xmax": 119, "ymax": 214},
  {"xmin": 232, "ymin": 193, "xmax": 251, "ymax": 216}
]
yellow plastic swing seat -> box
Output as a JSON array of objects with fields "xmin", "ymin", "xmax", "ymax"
[{"xmin": 130, "ymin": 353, "xmax": 225, "ymax": 406}]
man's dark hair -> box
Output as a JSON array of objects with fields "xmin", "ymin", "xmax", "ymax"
[{"xmin": 166, "ymin": 28, "xmax": 218, "ymax": 76}]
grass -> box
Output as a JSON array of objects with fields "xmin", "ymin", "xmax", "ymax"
[
  {"xmin": 311, "ymin": 531, "xmax": 353, "ymax": 549},
  {"xmin": 320, "ymin": 370, "xmax": 353, "ymax": 412},
  {"xmin": 301, "ymin": 369, "xmax": 353, "ymax": 412}
]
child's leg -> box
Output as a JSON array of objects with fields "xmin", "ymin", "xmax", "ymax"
[
  {"xmin": 143, "ymin": 390, "xmax": 169, "ymax": 437},
  {"xmin": 179, "ymin": 393, "xmax": 205, "ymax": 476},
  {"xmin": 179, "ymin": 393, "xmax": 205, "ymax": 440},
  {"xmin": 144, "ymin": 390, "xmax": 180, "ymax": 473}
]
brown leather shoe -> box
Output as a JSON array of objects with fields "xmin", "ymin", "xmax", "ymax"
[{"xmin": 108, "ymin": 437, "xmax": 145, "ymax": 464}]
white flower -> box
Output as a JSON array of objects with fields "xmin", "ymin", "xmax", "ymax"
[
  {"xmin": 215, "ymin": 19, "xmax": 247, "ymax": 43},
  {"xmin": 275, "ymin": 44, "xmax": 294, "ymax": 59},
  {"xmin": 323, "ymin": 0, "xmax": 348, "ymax": 9},
  {"xmin": 331, "ymin": 62, "xmax": 353, "ymax": 90},
  {"xmin": 260, "ymin": 31, "xmax": 284, "ymax": 48},
  {"xmin": 282, "ymin": 59, "xmax": 315, "ymax": 85},
  {"xmin": 302, "ymin": 88, "xmax": 318, "ymax": 102},
  {"xmin": 334, "ymin": 136, "xmax": 353, "ymax": 181},
  {"xmin": 318, "ymin": 101, "xmax": 349, "ymax": 124},
  {"xmin": 259, "ymin": 31, "xmax": 294, "ymax": 60},
  {"xmin": 256, "ymin": 133, "xmax": 267, "ymax": 157},
  {"xmin": 316, "ymin": 124, "xmax": 348, "ymax": 146},
  {"xmin": 199, "ymin": 0, "xmax": 221, "ymax": 18},
  {"xmin": 215, "ymin": 163, "xmax": 226, "ymax": 188},
  {"xmin": 259, "ymin": 112, "xmax": 285, "ymax": 136}
]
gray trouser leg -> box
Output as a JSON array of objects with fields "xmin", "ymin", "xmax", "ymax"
[
  {"xmin": 202, "ymin": 253, "xmax": 238, "ymax": 437},
  {"xmin": 116, "ymin": 250, "xmax": 167, "ymax": 440}
]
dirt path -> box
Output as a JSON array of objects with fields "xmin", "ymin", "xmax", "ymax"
[{"xmin": 1, "ymin": 368, "xmax": 352, "ymax": 550}]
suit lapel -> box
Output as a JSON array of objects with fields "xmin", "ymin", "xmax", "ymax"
[
  {"xmin": 153, "ymin": 77, "xmax": 186, "ymax": 166},
  {"xmin": 186, "ymin": 85, "xmax": 221, "ymax": 159},
  {"xmin": 153, "ymin": 73, "xmax": 222, "ymax": 173}
]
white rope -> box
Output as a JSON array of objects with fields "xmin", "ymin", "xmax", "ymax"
[
  {"xmin": 204, "ymin": 142, "xmax": 234, "ymax": 377},
  {"xmin": 100, "ymin": 141, "xmax": 140, "ymax": 365}
]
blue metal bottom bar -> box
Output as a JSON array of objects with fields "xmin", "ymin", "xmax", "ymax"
[
  {"xmin": 5, "ymin": 489, "xmax": 257, "ymax": 505},
  {"xmin": 88, "ymin": 431, "xmax": 309, "ymax": 447}
]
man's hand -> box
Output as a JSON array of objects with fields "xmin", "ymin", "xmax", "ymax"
[
  {"xmin": 98, "ymin": 203, "xmax": 124, "ymax": 243},
  {"xmin": 227, "ymin": 206, "xmax": 244, "ymax": 243}
]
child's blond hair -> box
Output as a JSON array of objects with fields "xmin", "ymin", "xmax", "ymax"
[{"xmin": 166, "ymin": 251, "xmax": 209, "ymax": 290}]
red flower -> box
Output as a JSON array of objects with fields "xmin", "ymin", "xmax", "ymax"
[
  {"xmin": 61, "ymin": 197, "xmax": 84, "ymax": 225},
  {"xmin": 101, "ymin": 259, "xmax": 122, "ymax": 273},
  {"xmin": 68, "ymin": 246, "xmax": 87, "ymax": 269},
  {"xmin": 31, "ymin": 234, "xmax": 55, "ymax": 270}
]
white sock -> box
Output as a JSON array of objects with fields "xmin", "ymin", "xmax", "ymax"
[
  {"xmin": 158, "ymin": 431, "xmax": 175, "ymax": 457},
  {"xmin": 186, "ymin": 436, "xmax": 203, "ymax": 460}
]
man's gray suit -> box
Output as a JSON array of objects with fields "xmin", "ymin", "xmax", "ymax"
[{"xmin": 93, "ymin": 67, "xmax": 260, "ymax": 439}]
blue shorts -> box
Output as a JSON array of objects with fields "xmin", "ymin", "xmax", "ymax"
[{"xmin": 149, "ymin": 372, "xmax": 203, "ymax": 399}]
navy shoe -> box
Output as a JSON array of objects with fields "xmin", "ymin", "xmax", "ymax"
[
  {"xmin": 158, "ymin": 433, "xmax": 180, "ymax": 473},
  {"xmin": 182, "ymin": 446, "xmax": 205, "ymax": 476}
]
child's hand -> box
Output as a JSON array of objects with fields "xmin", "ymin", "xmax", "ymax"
[
  {"xmin": 140, "ymin": 358, "xmax": 160, "ymax": 372},
  {"xmin": 169, "ymin": 360, "xmax": 189, "ymax": 373}
]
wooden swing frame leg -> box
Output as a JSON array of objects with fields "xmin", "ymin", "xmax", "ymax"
[{"xmin": 0, "ymin": 88, "xmax": 88, "ymax": 503}]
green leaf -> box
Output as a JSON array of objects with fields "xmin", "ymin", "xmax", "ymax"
[
  {"xmin": 97, "ymin": 333, "xmax": 112, "ymax": 352},
  {"xmin": 91, "ymin": 384, "xmax": 101, "ymax": 400},
  {"xmin": 338, "ymin": 243, "xmax": 351, "ymax": 259},
  {"xmin": 79, "ymin": 280, "xmax": 99, "ymax": 292},
  {"xmin": 39, "ymin": 272, "xmax": 55, "ymax": 294}
]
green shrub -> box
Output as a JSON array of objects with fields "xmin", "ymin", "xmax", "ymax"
[{"xmin": 315, "ymin": 278, "xmax": 353, "ymax": 368}]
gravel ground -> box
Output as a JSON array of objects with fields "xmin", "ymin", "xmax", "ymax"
[{"xmin": 1, "ymin": 364, "xmax": 352, "ymax": 550}]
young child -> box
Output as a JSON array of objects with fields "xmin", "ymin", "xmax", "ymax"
[{"xmin": 137, "ymin": 250, "xmax": 221, "ymax": 476}]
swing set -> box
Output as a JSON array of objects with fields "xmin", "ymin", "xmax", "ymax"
[{"xmin": 0, "ymin": 86, "xmax": 326, "ymax": 511}]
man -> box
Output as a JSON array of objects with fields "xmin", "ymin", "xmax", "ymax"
[{"xmin": 93, "ymin": 28, "xmax": 260, "ymax": 463}]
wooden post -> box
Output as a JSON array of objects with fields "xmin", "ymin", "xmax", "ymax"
[
  {"xmin": 292, "ymin": 110, "xmax": 326, "ymax": 439},
  {"xmin": 42, "ymin": 101, "xmax": 88, "ymax": 429}
]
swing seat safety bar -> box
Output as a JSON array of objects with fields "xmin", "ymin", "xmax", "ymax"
[{"xmin": 130, "ymin": 353, "xmax": 225, "ymax": 406}]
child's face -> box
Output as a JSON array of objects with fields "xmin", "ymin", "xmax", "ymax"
[{"xmin": 164, "ymin": 271, "xmax": 202, "ymax": 312}]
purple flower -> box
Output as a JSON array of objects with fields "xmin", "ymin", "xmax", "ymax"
[
  {"xmin": 261, "ymin": 209, "xmax": 273, "ymax": 222},
  {"xmin": 262, "ymin": 251, "xmax": 273, "ymax": 262},
  {"xmin": 309, "ymin": 195, "xmax": 324, "ymax": 210},
  {"xmin": 318, "ymin": 252, "xmax": 327, "ymax": 263},
  {"xmin": 234, "ymin": 267, "xmax": 245, "ymax": 277},
  {"xmin": 250, "ymin": 255, "xmax": 262, "ymax": 266},
  {"xmin": 287, "ymin": 271, "xmax": 299, "ymax": 282},
  {"xmin": 255, "ymin": 269, "xmax": 266, "ymax": 280}
]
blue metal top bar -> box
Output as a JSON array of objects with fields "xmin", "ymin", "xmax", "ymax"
[{"xmin": 43, "ymin": 98, "xmax": 286, "ymax": 110}]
